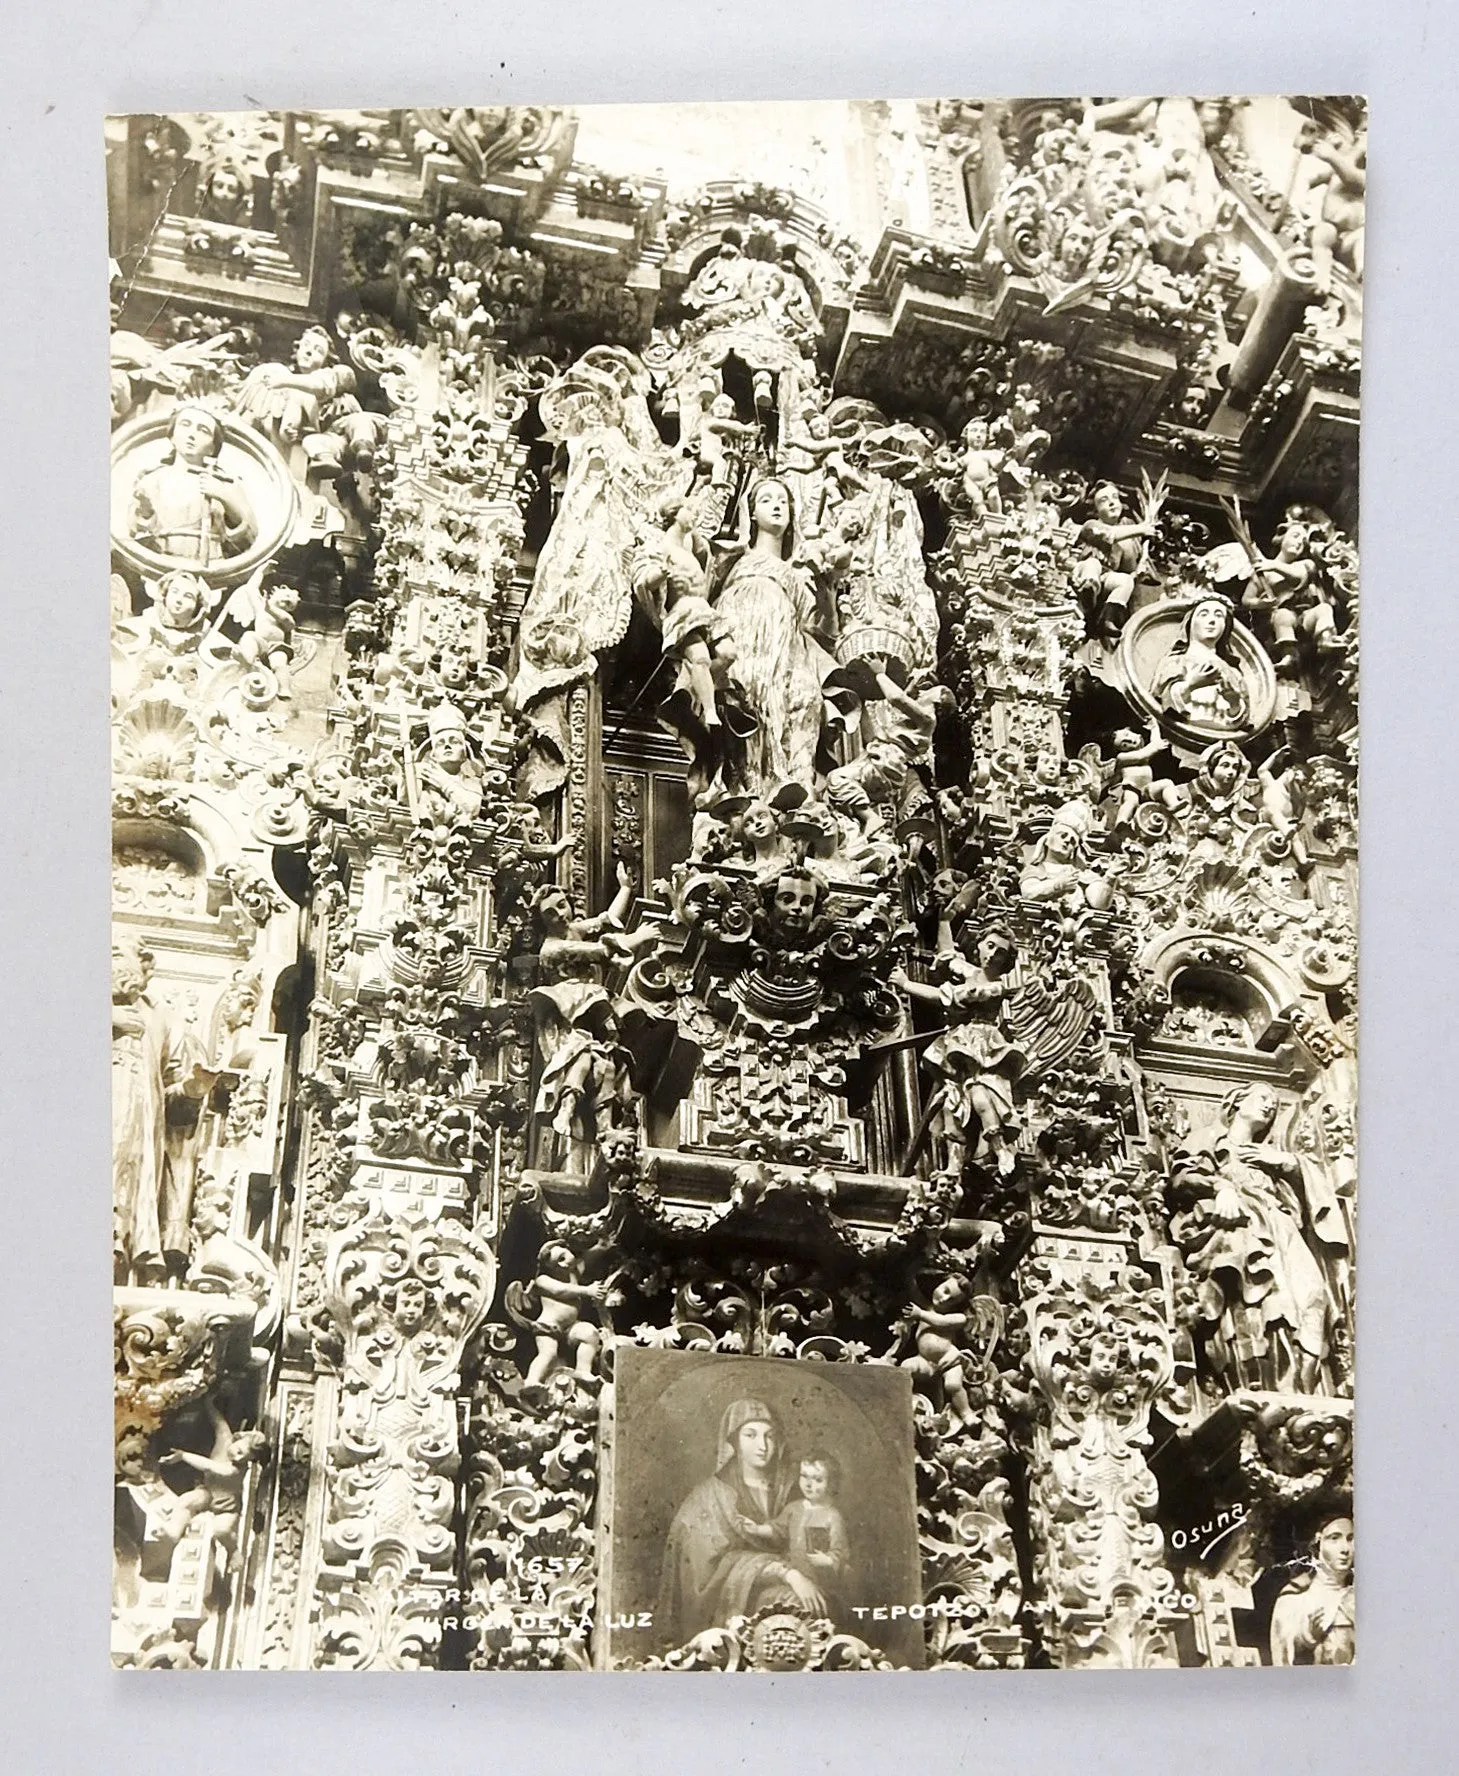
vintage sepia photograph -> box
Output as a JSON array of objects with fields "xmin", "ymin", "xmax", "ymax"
[{"xmin": 106, "ymin": 94, "xmax": 1360, "ymax": 1672}]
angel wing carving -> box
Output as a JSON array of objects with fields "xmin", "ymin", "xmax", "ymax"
[{"xmin": 1003, "ymin": 972, "xmax": 1097, "ymax": 1078}]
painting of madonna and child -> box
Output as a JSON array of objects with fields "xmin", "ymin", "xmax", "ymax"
[{"xmin": 600, "ymin": 1347, "xmax": 924, "ymax": 1667}]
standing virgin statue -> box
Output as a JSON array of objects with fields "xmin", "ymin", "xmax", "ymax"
[{"xmin": 714, "ymin": 476, "xmax": 840, "ymax": 798}]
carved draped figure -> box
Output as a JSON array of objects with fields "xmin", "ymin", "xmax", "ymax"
[
  {"xmin": 1269, "ymin": 1570, "xmax": 1355, "ymax": 1666},
  {"xmin": 520, "ymin": 356, "xmax": 686, "ymax": 666},
  {"xmin": 716, "ymin": 549, "xmax": 835, "ymax": 794},
  {"xmin": 1183, "ymin": 1130, "xmax": 1334, "ymax": 1387},
  {"xmin": 112, "ymin": 994, "xmax": 206, "ymax": 1280},
  {"xmin": 128, "ymin": 458, "xmax": 257, "ymax": 566}
]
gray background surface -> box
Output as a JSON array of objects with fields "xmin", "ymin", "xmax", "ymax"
[{"xmin": 2, "ymin": 2, "xmax": 1453, "ymax": 1769}]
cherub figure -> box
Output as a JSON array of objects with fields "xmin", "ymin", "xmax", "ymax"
[
  {"xmin": 950, "ymin": 416, "xmax": 1009, "ymax": 518},
  {"xmin": 694, "ymin": 392, "xmax": 759, "ymax": 491},
  {"xmin": 896, "ymin": 1275, "xmax": 1003, "ymax": 1433},
  {"xmin": 219, "ymin": 574, "xmax": 300, "ymax": 697},
  {"xmin": 1256, "ymin": 748, "xmax": 1312, "ymax": 875},
  {"xmin": 781, "ymin": 402, "xmax": 870, "ymax": 532},
  {"xmin": 1072, "ymin": 472, "xmax": 1165, "ymax": 640},
  {"xmin": 1081, "ymin": 719, "xmax": 1185, "ymax": 832},
  {"xmin": 1296, "ymin": 110, "xmax": 1366, "ymax": 290},
  {"xmin": 504, "ymin": 1241, "xmax": 616, "ymax": 1385},
  {"xmin": 164, "ymin": 1401, "xmax": 269, "ymax": 1575}
]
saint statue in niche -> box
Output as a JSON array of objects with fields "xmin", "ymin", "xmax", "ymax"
[
  {"xmin": 127, "ymin": 403, "xmax": 258, "ymax": 568},
  {"xmin": 1150, "ymin": 593, "xmax": 1251, "ymax": 729},
  {"xmin": 112, "ymin": 936, "xmax": 217, "ymax": 1284},
  {"xmin": 1167, "ymin": 1082, "xmax": 1335, "ymax": 1394}
]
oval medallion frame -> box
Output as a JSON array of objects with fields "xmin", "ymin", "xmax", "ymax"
[
  {"xmin": 111, "ymin": 409, "xmax": 298, "ymax": 588},
  {"xmin": 1118, "ymin": 594, "xmax": 1278, "ymax": 748}
]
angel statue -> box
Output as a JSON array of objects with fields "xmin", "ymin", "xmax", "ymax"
[
  {"xmin": 526, "ymin": 863, "xmax": 660, "ymax": 1174},
  {"xmin": 1071, "ymin": 470, "xmax": 1166, "ymax": 641},
  {"xmin": 892, "ymin": 923, "xmax": 1096, "ymax": 1178},
  {"xmin": 233, "ymin": 326, "xmax": 357, "ymax": 455},
  {"xmin": 503, "ymin": 1241, "xmax": 620, "ymax": 1386},
  {"xmin": 1207, "ymin": 499, "xmax": 1341, "ymax": 672}
]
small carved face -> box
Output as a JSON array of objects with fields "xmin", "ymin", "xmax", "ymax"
[
  {"xmin": 171, "ymin": 406, "xmax": 222, "ymax": 464},
  {"xmin": 1093, "ymin": 484, "xmax": 1123, "ymax": 522},
  {"xmin": 964, "ymin": 419, "xmax": 989, "ymax": 448},
  {"xmin": 194, "ymin": 1194, "xmax": 230, "ymax": 1237},
  {"xmin": 1278, "ymin": 523, "xmax": 1309, "ymax": 560},
  {"xmin": 710, "ymin": 393, "xmax": 737, "ymax": 419},
  {"xmin": 750, "ymin": 479, "xmax": 791, "ymax": 535},
  {"xmin": 537, "ymin": 888, "xmax": 572, "ymax": 931},
  {"xmin": 1241, "ymin": 1084, "xmax": 1278, "ymax": 1133},
  {"xmin": 932, "ymin": 1276, "xmax": 969, "ymax": 1309},
  {"xmin": 597, "ymin": 1127, "xmax": 638, "ymax": 1170},
  {"xmin": 116, "ymin": 1428, "xmax": 152, "ymax": 1483},
  {"xmin": 112, "ymin": 940, "xmax": 152, "ymax": 1001},
  {"xmin": 391, "ymin": 1276, "xmax": 428, "ymax": 1333},
  {"xmin": 1207, "ymin": 750, "xmax": 1242, "ymax": 793},
  {"xmin": 1316, "ymin": 1517, "xmax": 1355, "ymax": 1578},
  {"xmin": 161, "ymin": 575, "xmax": 205, "ymax": 624},
  {"xmin": 978, "ymin": 932, "xmax": 1016, "ymax": 975},
  {"xmin": 209, "ymin": 167, "xmax": 245, "ymax": 207},
  {"xmin": 736, "ymin": 1419, "xmax": 776, "ymax": 1473},
  {"xmin": 741, "ymin": 802, "xmax": 777, "ymax": 842},
  {"xmin": 1044, "ymin": 820, "xmax": 1079, "ymax": 864},
  {"xmin": 431, "ymin": 729, "xmax": 468, "ymax": 769},
  {"xmin": 1034, "ymin": 750, "xmax": 1062, "ymax": 785},
  {"xmin": 295, "ymin": 330, "xmax": 331, "ymax": 371},
  {"xmin": 268, "ymin": 587, "xmax": 300, "ymax": 619},
  {"xmin": 772, "ymin": 873, "xmax": 818, "ymax": 937},
  {"xmin": 1086, "ymin": 1335, "xmax": 1121, "ymax": 1382},
  {"xmin": 1189, "ymin": 599, "xmax": 1231, "ymax": 645},
  {"xmin": 798, "ymin": 1460, "xmax": 830, "ymax": 1502}
]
